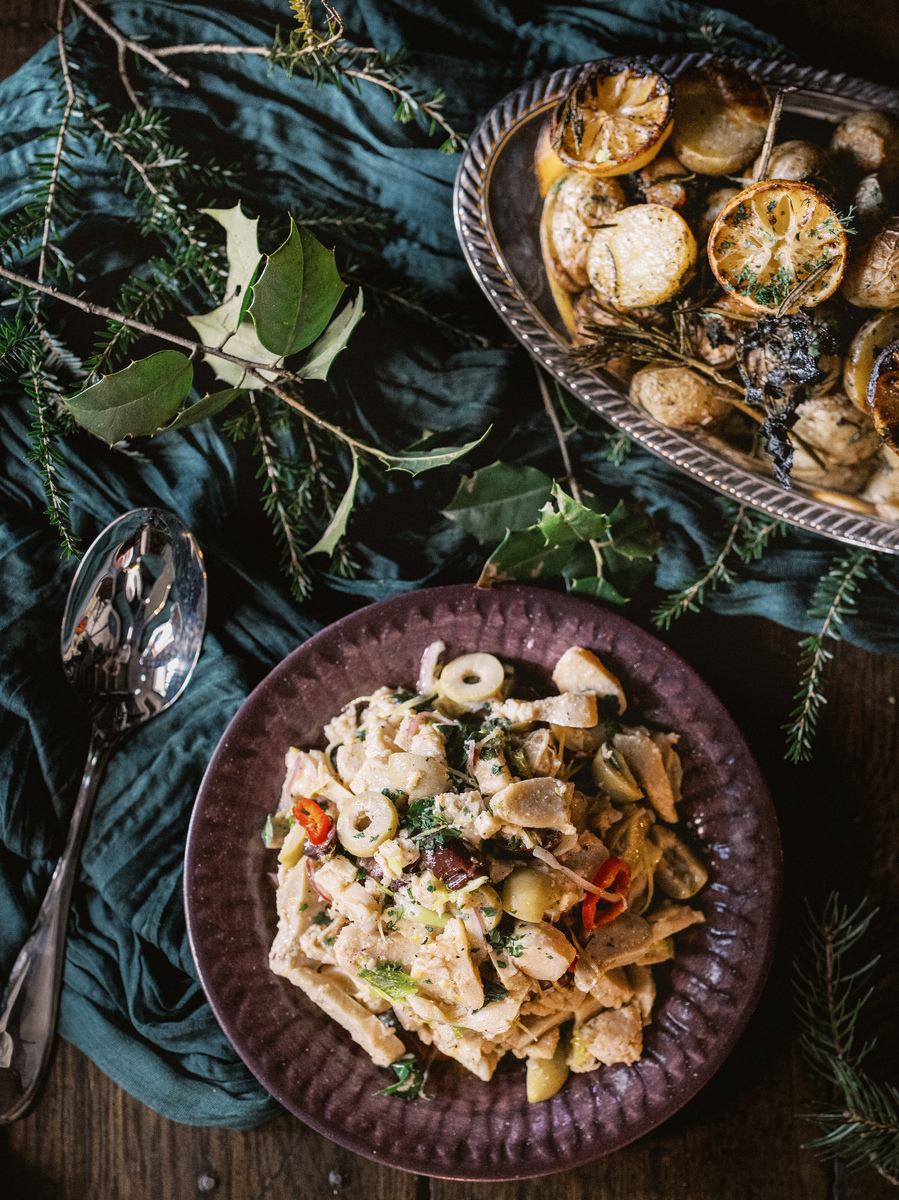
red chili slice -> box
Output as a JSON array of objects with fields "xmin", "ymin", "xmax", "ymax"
[
  {"xmin": 581, "ymin": 856, "xmax": 631, "ymax": 931},
  {"xmin": 291, "ymin": 796, "xmax": 332, "ymax": 845}
]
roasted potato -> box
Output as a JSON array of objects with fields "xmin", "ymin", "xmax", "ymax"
[
  {"xmin": 831, "ymin": 110, "xmax": 899, "ymax": 179},
  {"xmin": 629, "ymin": 365, "xmax": 733, "ymax": 431},
  {"xmin": 695, "ymin": 186, "xmax": 740, "ymax": 244},
  {"xmin": 750, "ymin": 139, "xmax": 833, "ymax": 187},
  {"xmin": 844, "ymin": 310, "xmax": 899, "ymax": 410},
  {"xmin": 637, "ymin": 154, "xmax": 693, "ymax": 210},
  {"xmin": 587, "ymin": 204, "xmax": 696, "ymax": 308},
  {"xmin": 543, "ymin": 173, "xmax": 627, "ymax": 290},
  {"xmin": 842, "ymin": 218, "xmax": 899, "ymax": 309},
  {"xmin": 671, "ymin": 64, "xmax": 771, "ymax": 176},
  {"xmin": 790, "ymin": 392, "xmax": 881, "ymax": 466},
  {"xmin": 861, "ymin": 462, "xmax": 899, "ymax": 519}
]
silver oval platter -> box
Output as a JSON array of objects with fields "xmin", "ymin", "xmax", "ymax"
[{"xmin": 453, "ymin": 53, "xmax": 899, "ymax": 554}]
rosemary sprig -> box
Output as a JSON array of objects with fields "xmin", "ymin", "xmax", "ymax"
[
  {"xmin": 784, "ymin": 548, "xmax": 873, "ymax": 763},
  {"xmin": 794, "ymin": 895, "xmax": 899, "ymax": 1185}
]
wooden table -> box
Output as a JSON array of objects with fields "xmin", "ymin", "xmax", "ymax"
[{"xmin": 3, "ymin": 4, "xmax": 899, "ymax": 1198}]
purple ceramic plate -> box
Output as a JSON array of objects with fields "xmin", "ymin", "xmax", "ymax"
[{"xmin": 185, "ymin": 584, "xmax": 781, "ymax": 1180}]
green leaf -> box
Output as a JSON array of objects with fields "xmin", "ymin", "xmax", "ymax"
[
  {"xmin": 443, "ymin": 462, "xmax": 553, "ymax": 544},
  {"xmin": 605, "ymin": 501, "xmax": 659, "ymax": 561},
  {"xmin": 307, "ymin": 450, "xmax": 359, "ymax": 556},
  {"xmin": 249, "ymin": 217, "xmax": 346, "ymax": 358},
  {"xmin": 542, "ymin": 483, "xmax": 611, "ymax": 544},
  {"xmin": 358, "ymin": 964, "xmax": 419, "ymax": 1004},
  {"xmin": 188, "ymin": 203, "xmax": 262, "ymax": 349},
  {"xmin": 298, "ymin": 290, "xmax": 365, "ymax": 381},
  {"xmin": 164, "ymin": 387, "xmax": 246, "ymax": 431},
  {"xmin": 569, "ymin": 575, "xmax": 629, "ymax": 605},
  {"xmin": 65, "ymin": 351, "xmax": 193, "ymax": 443},
  {"xmin": 378, "ymin": 428, "xmax": 490, "ymax": 476},
  {"xmin": 476, "ymin": 526, "xmax": 573, "ymax": 587}
]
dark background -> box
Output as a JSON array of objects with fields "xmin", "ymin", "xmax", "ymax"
[{"xmin": 3, "ymin": 2, "xmax": 899, "ymax": 1198}]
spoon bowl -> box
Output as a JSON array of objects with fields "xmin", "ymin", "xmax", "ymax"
[{"xmin": 0, "ymin": 508, "xmax": 206, "ymax": 1123}]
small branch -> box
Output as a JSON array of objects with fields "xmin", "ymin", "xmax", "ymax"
[
  {"xmin": 153, "ymin": 44, "xmax": 270, "ymax": 59},
  {"xmin": 37, "ymin": 95, "xmax": 75, "ymax": 287},
  {"xmin": 653, "ymin": 505, "xmax": 744, "ymax": 628},
  {"xmin": 70, "ymin": 0, "xmax": 190, "ymax": 88},
  {"xmin": 116, "ymin": 38, "xmax": 145, "ymax": 115},
  {"xmin": 752, "ymin": 87, "xmax": 795, "ymax": 183},
  {"xmin": 533, "ymin": 360, "xmax": 579, "ymax": 500},
  {"xmin": 0, "ymin": 265, "xmax": 399, "ymax": 464},
  {"xmin": 341, "ymin": 66, "xmax": 459, "ymax": 144}
]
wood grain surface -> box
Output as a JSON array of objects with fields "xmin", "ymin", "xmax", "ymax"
[{"xmin": 2, "ymin": 3, "xmax": 899, "ymax": 1198}]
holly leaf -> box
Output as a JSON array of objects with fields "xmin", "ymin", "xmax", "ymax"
[
  {"xmin": 476, "ymin": 525, "xmax": 573, "ymax": 587},
  {"xmin": 250, "ymin": 217, "xmax": 346, "ymax": 358},
  {"xmin": 569, "ymin": 575, "xmax": 629, "ymax": 605},
  {"xmin": 378, "ymin": 428, "xmax": 490, "ymax": 476},
  {"xmin": 298, "ymin": 290, "xmax": 365, "ymax": 381},
  {"xmin": 164, "ymin": 387, "xmax": 246, "ymax": 431},
  {"xmin": 605, "ymin": 501, "xmax": 660, "ymax": 561},
  {"xmin": 188, "ymin": 203, "xmax": 261, "ymax": 349},
  {"xmin": 65, "ymin": 351, "xmax": 193, "ymax": 443},
  {"xmin": 443, "ymin": 462, "xmax": 553, "ymax": 544},
  {"xmin": 307, "ymin": 450, "xmax": 359, "ymax": 556},
  {"xmin": 541, "ymin": 483, "xmax": 611, "ymax": 544}
]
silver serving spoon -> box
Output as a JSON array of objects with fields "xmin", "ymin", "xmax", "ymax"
[{"xmin": 0, "ymin": 507, "xmax": 207, "ymax": 1123}]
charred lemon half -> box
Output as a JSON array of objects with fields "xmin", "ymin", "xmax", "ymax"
[
  {"xmin": 551, "ymin": 58, "xmax": 673, "ymax": 178},
  {"xmin": 707, "ymin": 180, "xmax": 848, "ymax": 315},
  {"xmin": 867, "ymin": 339, "xmax": 899, "ymax": 449}
]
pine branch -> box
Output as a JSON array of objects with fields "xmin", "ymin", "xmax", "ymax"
[
  {"xmin": 652, "ymin": 502, "xmax": 744, "ymax": 628},
  {"xmin": 22, "ymin": 352, "xmax": 79, "ymax": 557},
  {"xmin": 794, "ymin": 896, "xmax": 899, "ymax": 1184},
  {"xmin": 784, "ymin": 548, "xmax": 872, "ymax": 763},
  {"xmin": 249, "ymin": 392, "xmax": 312, "ymax": 601}
]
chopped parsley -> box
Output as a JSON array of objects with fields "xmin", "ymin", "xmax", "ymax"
[
  {"xmin": 405, "ymin": 797, "xmax": 463, "ymax": 843},
  {"xmin": 358, "ymin": 962, "xmax": 419, "ymax": 1004},
  {"xmin": 479, "ymin": 980, "xmax": 510, "ymax": 1007},
  {"xmin": 312, "ymin": 911, "xmax": 331, "ymax": 927},
  {"xmin": 376, "ymin": 1054, "xmax": 426, "ymax": 1099}
]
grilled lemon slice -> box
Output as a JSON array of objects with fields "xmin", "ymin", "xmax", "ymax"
[
  {"xmin": 707, "ymin": 180, "xmax": 848, "ymax": 314},
  {"xmin": 587, "ymin": 204, "xmax": 696, "ymax": 308},
  {"xmin": 551, "ymin": 58, "xmax": 673, "ymax": 178}
]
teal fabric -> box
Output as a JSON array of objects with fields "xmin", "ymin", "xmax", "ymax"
[{"xmin": 1, "ymin": 0, "xmax": 896, "ymax": 1130}]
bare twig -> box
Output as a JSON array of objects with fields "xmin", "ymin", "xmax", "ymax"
[
  {"xmin": 752, "ymin": 87, "xmax": 795, "ymax": 182},
  {"xmin": 70, "ymin": 0, "xmax": 190, "ymax": 88},
  {"xmin": 0, "ymin": 265, "xmax": 403, "ymax": 463}
]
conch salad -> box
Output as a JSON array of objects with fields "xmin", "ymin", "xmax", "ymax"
[{"xmin": 264, "ymin": 643, "xmax": 708, "ymax": 1102}]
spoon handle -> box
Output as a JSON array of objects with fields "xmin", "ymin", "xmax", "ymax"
[{"xmin": 0, "ymin": 726, "xmax": 115, "ymax": 1123}]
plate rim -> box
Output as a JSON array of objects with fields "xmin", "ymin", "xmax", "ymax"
[
  {"xmin": 452, "ymin": 52, "xmax": 899, "ymax": 556},
  {"xmin": 184, "ymin": 583, "xmax": 782, "ymax": 1180}
]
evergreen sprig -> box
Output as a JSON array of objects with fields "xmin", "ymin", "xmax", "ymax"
[
  {"xmin": 794, "ymin": 895, "xmax": 899, "ymax": 1186},
  {"xmin": 784, "ymin": 548, "xmax": 873, "ymax": 763},
  {"xmin": 652, "ymin": 499, "xmax": 787, "ymax": 629}
]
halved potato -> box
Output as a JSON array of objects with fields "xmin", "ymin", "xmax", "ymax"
[
  {"xmin": 543, "ymin": 173, "xmax": 627, "ymax": 290},
  {"xmin": 671, "ymin": 64, "xmax": 771, "ymax": 176},
  {"xmin": 841, "ymin": 218, "xmax": 899, "ymax": 310},
  {"xmin": 831, "ymin": 110, "xmax": 899, "ymax": 179},
  {"xmin": 551, "ymin": 57, "xmax": 673, "ymax": 178},
  {"xmin": 629, "ymin": 364, "xmax": 733, "ymax": 431},
  {"xmin": 708, "ymin": 180, "xmax": 847, "ymax": 314},
  {"xmin": 587, "ymin": 204, "xmax": 696, "ymax": 308},
  {"xmin": 844, "ymin": 310, "xmax": 899, "ymax": 410},
  {"xmin": 695, "ymin": 186, "xmax": 740, "ymax": 244}
]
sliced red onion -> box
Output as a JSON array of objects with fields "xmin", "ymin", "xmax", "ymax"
[{"xmin": 418, "ymin": 639, "xmax": 445, "ymax": 693}]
